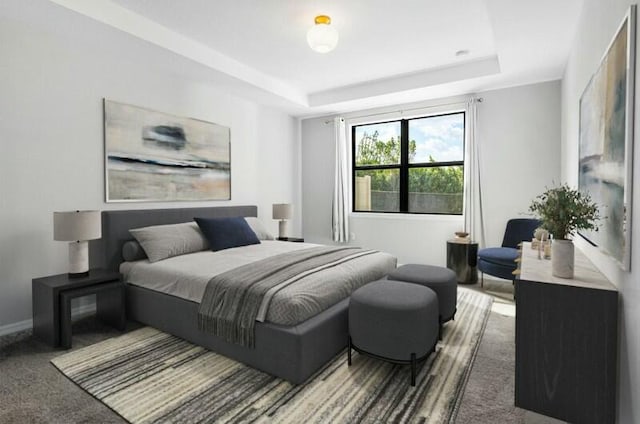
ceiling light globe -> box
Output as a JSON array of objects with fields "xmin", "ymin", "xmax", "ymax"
[{"xmin": 307, "ymin": 18, "xmax": 339, "ymax": 53}]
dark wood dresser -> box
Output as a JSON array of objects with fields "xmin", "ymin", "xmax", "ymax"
[{"xmin": 515, "ymin": 242, "xmax": 618, "ymax": 424}]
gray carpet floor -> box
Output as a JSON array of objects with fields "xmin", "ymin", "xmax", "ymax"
[{"xmin": 0, "ymin": 281, "xmax": 562, "ymax": 424}]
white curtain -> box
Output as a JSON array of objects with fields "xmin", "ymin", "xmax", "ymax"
[
  {"xmin": 332, "ymin": 117, "xmax": 350, "ymax": 242},
  {"xmin": 463, "ymin": 97, "xmax": 485, "ymax": 247}
]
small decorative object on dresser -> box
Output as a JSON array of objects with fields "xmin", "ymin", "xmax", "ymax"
[
  {"xmin": 529, "ymin": 184, "xmax": 600, "ymax": 278},
  {"xmin": 532, "ymin": 228, "xmax": 550, "ymax": 259},
  {"xmin": 531, "ymin": 227, "xmax": 549, "ymax": 249},
  {"xmin": 32, "ymin": 269, "xmax": 125, "ymax": 348},
  {"xmin": 53, "ymin": 210, "xmax": 102, "ymax": 277},
  {"xmin": 272, "ymin": 203, "xmax": 293, "ymax": 238}
]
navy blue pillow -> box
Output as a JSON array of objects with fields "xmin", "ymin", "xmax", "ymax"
[{"xmin": 194, "ymin": 217, "xmax": 261, "ymax": 252}]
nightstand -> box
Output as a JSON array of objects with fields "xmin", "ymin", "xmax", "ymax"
[
  {"xmin": 32, "ymin": 269, "xmax": 125, "ymax": 349},
  {"xmin": 446, "ymin": 239, "xmax": 478, "ymax": 284},
  {"xmin": 277, "ymin": 237, "xmax": 305, "ymax": 242}
]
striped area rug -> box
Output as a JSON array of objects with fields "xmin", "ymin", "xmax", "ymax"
[{"xmin": 52, "ymin": 287, "xmax": 492, "ymax": 424}]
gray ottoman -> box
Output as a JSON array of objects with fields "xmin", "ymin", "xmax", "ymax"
[
  {"xmin": 387, "ymin": 264, "xmax": 458, "ymax": 325},
  {"xmin": 348, "ymin": 280, "xmax": 439, "ymax": 386}
]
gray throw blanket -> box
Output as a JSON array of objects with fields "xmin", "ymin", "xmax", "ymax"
[{"xmin": 198, "ymin": 246, "xmax": 372, "ymax": 347}]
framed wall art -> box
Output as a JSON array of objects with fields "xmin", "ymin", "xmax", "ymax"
[
  {"xmin": 578, "ymin": 5, "xmax": 636, "ymax": 270},
  {"xmin": 104, "ymin": 100, "xmax": 231, "ymax": 202}
]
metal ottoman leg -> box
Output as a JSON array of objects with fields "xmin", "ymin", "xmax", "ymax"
[{"xmin": 411, "ymin": 353, "xmax": 417, "ymax": 386}]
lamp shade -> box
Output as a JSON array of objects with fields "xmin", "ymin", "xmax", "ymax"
[
  {"xmin": 307, "ymin": 15, "xmax": 339, "ymax": 53},
  {"xmin": 54, "ymin": 210, "xmax": 102, "ymax": 241},
  {"xmin": 272, "ymin": 204, "xmax": 293, "ymax": 220}
]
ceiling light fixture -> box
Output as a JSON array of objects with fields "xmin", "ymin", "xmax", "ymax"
[{"xmin": 307, "ymin": 15, "xmax": 339, "ymax": 53}]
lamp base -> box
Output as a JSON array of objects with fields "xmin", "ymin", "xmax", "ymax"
[
  {"xmin": 68, "ymin": 271, "xmax": 90, "ymax": 279},
  {"xmin": 278, "ymin": 220, "xmax": 290, "ymax": 239},
  {"xmin": 68, "ymin": 241, "xmax": 89, "ymax": 276}
]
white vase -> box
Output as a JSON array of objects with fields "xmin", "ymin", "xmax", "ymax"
[{"xmin": 552, "ymin": 239, "xmax": 574, "ymax": 278}]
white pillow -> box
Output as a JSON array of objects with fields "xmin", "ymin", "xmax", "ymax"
[
  {"xmin": 129, "ymin": 222, "xmax": 209, "ymax": 262},
  {"xmin": 244, "ymin": 217, "xmax": 275, "ymax": 240}
]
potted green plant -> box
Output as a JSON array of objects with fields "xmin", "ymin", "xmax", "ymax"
[{"xmin": 529, "ymin": 184, "xmax": 600, "ymax": 278}]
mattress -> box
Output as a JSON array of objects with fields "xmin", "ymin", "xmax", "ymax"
[{"xmin": 121, "ymin": 241, "xmax": 397, "ymax": 326}]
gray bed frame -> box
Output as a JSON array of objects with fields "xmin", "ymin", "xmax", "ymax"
[{"xmin": 90, "ymin": 206, "xmax": 348, "ymax": 384}]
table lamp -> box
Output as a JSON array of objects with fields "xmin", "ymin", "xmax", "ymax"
[
  {"xmin": 54, "ymin": 210, "xmax": 101, "ymax": 278},
  {"xmin": 272, "ymin": 203, "xmax": 293, "ymax": 238}
]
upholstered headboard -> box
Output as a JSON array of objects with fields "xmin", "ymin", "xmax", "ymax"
[{"xmin": 90, "ymin": 206, "xmax": 258, "ymax": 272}]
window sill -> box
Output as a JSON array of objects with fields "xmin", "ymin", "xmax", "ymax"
[{"xmin": 349, "ymin": 212, "xmax": 463, "ymax": 221}]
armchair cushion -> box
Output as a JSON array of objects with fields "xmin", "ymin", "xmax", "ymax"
[
  {"xmin": 477, "ymin": 259, "xmax": 516, "ymax": 281},
  {"xmin": 477, "ymin": 247, "xmax": 520, "ymax": 267}
]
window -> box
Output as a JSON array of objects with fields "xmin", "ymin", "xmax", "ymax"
[{"xmin": 352, "ymin": 112, "xmax": 465, "ymax": 214}]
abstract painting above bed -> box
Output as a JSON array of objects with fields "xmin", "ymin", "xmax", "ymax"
[{"xmin": 104, "ymin": 99, "xmax": 231, "ymax": 202}]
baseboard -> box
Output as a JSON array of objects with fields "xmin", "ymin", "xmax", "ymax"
[
  {"xmin": 0, "ymin": 303, "xmax": 97, "ymax": 337},
  {"xmin": 0, "ymin": 319, "xmax": 32, "ymax": 337}
]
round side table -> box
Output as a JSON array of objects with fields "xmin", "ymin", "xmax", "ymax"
[{"xmin": 446, "ymin": 239, "xmax": 478, "ymax": 284}]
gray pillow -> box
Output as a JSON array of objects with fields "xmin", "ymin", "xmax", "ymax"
[
  {"xmin": 129, "ymin": 222, "xmax": 209, "ymax": 263},
  {"xmin": 122, "ymin": 240, "xmax": 147, "ymax": 262},
  {"xmin": 244, "ymin": 217, "xmax": 275, "ymax": 240}
]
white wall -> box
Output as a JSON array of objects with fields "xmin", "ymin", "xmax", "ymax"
[
  {"xmin": 0, "ymin": 1, "xmax": 300, "ymax": 331},
  {"xmin": 561, "ymin": 1, "xmax": 640, "ymax": 422},
  {"xmin": 479, "ymin": 81, "xmax": 562, "ymax": 246},
  {"xmin": 301, "ymin": 80, "xmax": 561, "ymax": 265}
]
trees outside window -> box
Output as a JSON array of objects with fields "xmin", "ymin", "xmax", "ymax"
[{"xmin": 352, "ymin": 112, "xmax": 465, "ymax": 214}]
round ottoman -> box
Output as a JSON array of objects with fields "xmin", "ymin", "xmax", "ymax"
[
  {"xmin": 387, "ymin": 264, "xmax": 458, "ymax": 324},
  {"xmin": 348, "ymin": 280, "xmax": 439, "ymax": 386}
]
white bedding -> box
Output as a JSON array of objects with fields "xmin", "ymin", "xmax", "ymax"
[{"xmin": 121, "ymin": 241, "xmax": 397, "ymax": 326}]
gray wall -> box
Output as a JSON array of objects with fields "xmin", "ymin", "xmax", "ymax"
[
  {"xmin": 0, "ymin": 1, "xmax": 300, "ymax": 332},
  {"xmin": 561, "ymin": 1, "xmax": 640, "ymax": 422},
  {"xmin": 301, "ymin": 80, "xmax": 561, "ymax": 265}
]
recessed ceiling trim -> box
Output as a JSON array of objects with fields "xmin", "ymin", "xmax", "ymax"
[
  {"xmin": 308, "ymin": 56, "xmax": 501, "ymax": 107},
  {"xmin": 47, "ymin": 0, "xmax": 308, "ymax": 106}
]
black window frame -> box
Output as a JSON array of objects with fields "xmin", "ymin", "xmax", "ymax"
[{"xmin": 351, "ymin": 111, "xmax": 466, "ymax": 215}]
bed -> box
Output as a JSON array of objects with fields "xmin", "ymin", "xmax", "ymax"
[{"xmin": 90, "ymin": 206, "xmax": 396, "ymax": 384}]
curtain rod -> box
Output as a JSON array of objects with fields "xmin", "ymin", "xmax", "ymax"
[{"xmin": 324, "ymin": 97, "xmax": 483, "ymax": 124}]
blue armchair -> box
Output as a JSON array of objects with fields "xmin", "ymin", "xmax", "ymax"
[{"xmin": 478, "ymin": 218, "xmax": 540, "ymax": 286}]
